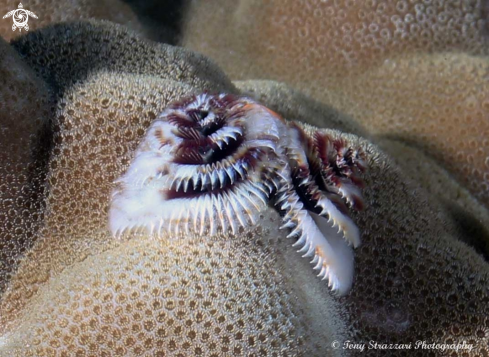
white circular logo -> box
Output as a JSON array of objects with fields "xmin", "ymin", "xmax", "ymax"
[{"xmin": 2, "ymin": 3, "xmax": 38, "ymax": 32}]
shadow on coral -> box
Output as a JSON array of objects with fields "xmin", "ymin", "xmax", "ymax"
[
  {"xmin": 121, "ymin": 0, "xmax": 189, "ymax": 44},
  {"xmin": 443, "ymin": 200, "xmax": 489, "ymax": 261}
]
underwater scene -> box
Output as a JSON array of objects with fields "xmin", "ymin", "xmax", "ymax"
[{"xmin": 0, "ymin": 0, "xmax": 488, "ymax": 356}]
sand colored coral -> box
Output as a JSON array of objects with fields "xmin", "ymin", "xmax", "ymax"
[
  {"xmin": 0, "ymin": 20, "xmax": 488, "ymax": 357},
  {"xmin": 237, "ymin": 79, "xmax": 489, "ymax": 260},
  {"xmin": 0, "ymin": 0, "xmax": 145, "ymax": 41},
  {"xmin": 377, "ymin": 138, "xmax": 489, "ymax": 258},
  {"xmin": 336, "ymin": 53, "xmax": 489, "ymax": 207},
  {"xmin": 0, "ymin": 37, "xmax": 51, "ymax": 294},
  {"xmin": 182, "ymin": 0, "xmax": 489, "ymax": 208},
  {"xmin": 182, "ymin": 0, "xmax": 488, "ymax": 76}
]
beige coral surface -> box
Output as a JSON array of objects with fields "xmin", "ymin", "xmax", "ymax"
[
  {"xmin": 0, "ymin": 37, "xmax": 51, "ymax": 294},
  {"xmin": 0, "ymin": 0, "xmax": 145, "ymax": 41},
  {"xmin": 182, "ymin": 0, "xmax": 489, "ymax": 208},
  {"xmin": 0, "ymin": 21, "xmax": 487, "ymax": 356}
]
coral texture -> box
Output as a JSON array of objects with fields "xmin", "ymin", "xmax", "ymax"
[
  {"xmin": 0, "ymin": 37, "xmax": 51, "ymax": 294},
  {"xmin": 235, "ymin": 79, "xmax": 489, "ymax": 261},
  {"xmin": 0, "ymin": 0, "xmax": 144, "ymax": 41},
  {"xmin": 0, "ymin": 20, "xmax": 488, "ymax": 357},
  {"xmin": 181, "ymin": 0, "xmax": 489, "ymax": 208},
  {"xmin": 377, "ymin": 138, "xmax": 489, "ymax": 260},
  {"xmin": 183, "ymin": 0, "xmax": 488, "ymax": 75}
]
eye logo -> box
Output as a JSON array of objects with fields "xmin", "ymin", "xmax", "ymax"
[{"xmin": 2, "ymin": 3, "xmax": 38, "ymax": 32}]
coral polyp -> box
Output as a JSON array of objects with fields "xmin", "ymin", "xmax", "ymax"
[{"xmin": 109, "ymin": 93, "xmax": 367, "ymax": 295}]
